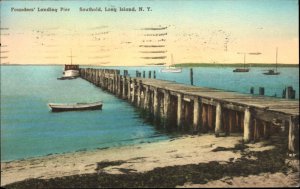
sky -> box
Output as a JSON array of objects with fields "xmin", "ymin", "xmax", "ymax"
[{"xmin": 0, "ymin": 0, "xmax": 299, "ymax": 66}]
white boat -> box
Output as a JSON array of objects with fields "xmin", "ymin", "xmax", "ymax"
[
  {"xmin": 63, "ymin": 66, "xmax": 80, "ymax": 77},
  {"xmin": 48, "ymin": 101, "xmax": 103, "ymax": 112},
  {"xmin": 160, "ymin": 54, "xmax": 182, "ymax": 73},
  {"xmin": 61, "ymin": 50, "xmax": 80, "ymax": 78}
]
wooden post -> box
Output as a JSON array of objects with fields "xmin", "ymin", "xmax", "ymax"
[
  {"xmin": 177, "ymin": 94, "xmax": 183, "ymax": 128},
  {"xmin": 259, "ymin": 87, "xmax": 265, "ymax": 95},
  {"xmin": 143, "ymin": 86, "xmax": 149, "ymax": 109},
  {"xmin": 250, "ymin": 87, "xmax": 254, "ymax": 94},
  {"xmin": 243, "ymin": 107, "xmax": 252, "ymax": 142},
  {"xmin": 228, "ymin": 110, "xmax": 235, "ymax": 134},
  {"xmin": 122, "ymin": 76, "xmax": 126, "ymax": 99},
  {"xmin": 215, "ymin": 103, "xmax": 222, "ymax": 136},
  {"xmin": 127, "ymin": 78, "xmax": 131, "ymax": 100},
  {"xmin": 163, "ymin": 90, "xmax": 170, "ymax": 118},
  {"xmin": 117, "ymin": 75, "xmax": 121, "ymax": 96},
  {"xmin": 148, "ymin": 71, "xmax": 152, "ymax": 78},
  {"xmin": 193, "ymin": 97, "xmax": 200, "ymax": 132},
  {"xmin": 143, "ymin": 71, "xmax": 145, "ymax": 78},
  {"xmin": 131, "ymin": 79, "xmax": 136, "ymax": 103},
  {"xmin": 98, "ymin": 70, "xmax": 102, "ymax": 86},
  {"xmin": 95, "ymin": 69, "xmax": 98, "ymax": 85},
  {"xmin": 207, "ymin": 105, "xmax": 214, "ymax": 130},
  {"xmin": 201, "ymin": 104, "xmax": 208, "ymax": 132},
  {"xmin": 286, "ymin": 86, "xmax": 295, "ymax": 99},
  {"xmin": 153, "ymin": 71, "xmax": 156, "ymax": 79},
  {"xmin": 153, "ymin": 88, "xmax": 159, "ymax": 119},
  {"xmin": 163, "ymin": 90, "xmax": 170, "ymax": 127},
  {"xmin": 137, "ymin": 80, "xmax": 141, "ymax": 107},
  {"xmin": 190, "ymin": 68, "xmax": 193, "ymax": 85},
  {"xmin": 254, "ymin": 119, "xmax": 262, "ymax": 141},
  {"xmin": 288, "ymin": 116, "xmax": 298, "ymax": 152}
]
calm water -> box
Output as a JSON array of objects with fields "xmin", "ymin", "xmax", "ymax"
[
  {"xmin": 111, "ymin": 66, "xmax": 298, "ymax": 99},
  {"xmin": 1, "ymin": 66, "xmax": 169, "ymax": 162},
  {"xmin": 1, "ymin": 65, "xmax": 298, "ymax": 162}
]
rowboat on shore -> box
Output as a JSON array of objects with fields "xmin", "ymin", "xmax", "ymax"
[{"xmin": 48, "ymin": 101, "xmax": 103, "ymax": 112}]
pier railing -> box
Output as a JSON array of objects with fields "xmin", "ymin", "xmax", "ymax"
[{"xmin": 80, "ymin": 68, "xmax": 299, "ymax": 153}]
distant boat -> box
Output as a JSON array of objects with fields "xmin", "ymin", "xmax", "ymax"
[
  {"xmin": 233, "ymin": 68, "xmax": 250, "ymax": 72},
  {"xmin": 263, "ymin": 47, "xmax": 280, "ymax": 75},
  {"xmin": 160, "ymin": 54, "xmax": 182, "ymax": 73},
  {"xmin": 233, "ymin": 53, "xmax": 249, "ymax": 72},
  {"xmin": 48, "ymin": 101, "xmax": 103, "ymax": 112},
  {"xmin": 62, "ymin": 50, "xmax": 80, "ymax": 78}
]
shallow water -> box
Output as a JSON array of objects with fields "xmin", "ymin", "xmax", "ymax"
[{"xmin": 1, "ymin": 66, "xmax": 169, "ymax": 162}]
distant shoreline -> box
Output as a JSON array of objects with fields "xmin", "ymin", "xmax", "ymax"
[
  {"xmin": 175, "ymin": 63, "xmax": 299, "ymax": 68},
  {"xmin": 0, "ymin": 63, "xmax": 299, "ymax": 67}
]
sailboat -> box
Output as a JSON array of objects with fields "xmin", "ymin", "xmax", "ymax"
[
  {"xmin": 233, "ymin": 53, "xmax": 249, "ymax": 72},
  {"xmin": 263, "ymin": 47, "xmax": 280, "ymax": 75},
  {"xmin": 160, "ymin": 54, "xmax": 182, "ymax": 73}
]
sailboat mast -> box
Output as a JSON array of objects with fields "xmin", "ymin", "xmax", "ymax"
[
  {"xmin": 70, "ymin": 50, "xmax": 73, "ymax": 65},
  {"xmin": 243, "ymin": 53, "xmax": 246, "ymax": 69},
  {"xmin": 275, "ymin": 47, "xmax": 278, "ymax": 71},
  {"xmin": 171, "ymin": 53, "xmax": 174, "ymax": 67}
]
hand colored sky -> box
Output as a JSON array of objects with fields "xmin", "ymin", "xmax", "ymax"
[{"xmin": 0, "ymin": 0, "xmax": 298, "ymax": 65}]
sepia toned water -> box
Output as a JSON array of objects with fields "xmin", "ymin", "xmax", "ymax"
[{"xmin": 1, "ymin": 65, "xmax": 298, "ymax": 161}]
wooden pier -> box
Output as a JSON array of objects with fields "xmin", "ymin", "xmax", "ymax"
[{"xmin": 80, "ymin": 68, "xmax": 299, "ymax": 153}]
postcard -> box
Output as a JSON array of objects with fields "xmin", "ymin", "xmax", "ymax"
[{"xmin": 1, "ymin": 0, "xmax": 299, "ymax": 188}]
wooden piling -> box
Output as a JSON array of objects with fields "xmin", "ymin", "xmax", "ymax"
[
  {"xmin": 127, "ymin": 78, "xmax": 131, "ymax": 100},
  {"xmin": 190, "ymin": 68, "xmax": 193, "ymax": 85},
  {"xmin": 79, "ymin": 67, "xmax": 299, "ymax": 151},
  {"xmin": 259, "ymin": 87, "xmax": 265, "ymax": 95},
  {"xmin": 193, "ymin": 97, "xmax": 200, "ymax": 132},
  {"xmin": 228, "ymin": 110, "xmax": 235, "ymax": 134},
  {"xmin": 148, "ymin": 71, "xmax": 152, "ymax": 78},
  {"xmin": 143, "ymin": 86, "xmax": 149, "ymax": 109},
  {"xmin": 286, "ymin": 86, "xmax": 296, "ymax": 99},
  {"xmin": 288, "ymin": 116, "xmax": 299, "ymax": 152},
  {"xmin": 137, "ymin": 80, "xmax": 142, "ymax": 106},
  {"xmin": 207, "ymin": 105, "xmax": 214, "ymax": 130},
  {"xmin": 153, "ymin": 71, "xmax": 156, "ymax": 79},
  {"xmin": 153, "ymin": 88, "xmax": 159, "ymax": 119},
  {"xmin": 122, "ymin": 76, "xmax": 126, "ymax": 99},
  {"xmin": 201, "ymin": 104, "xmax": 208, "ymax": 132},
  {"xmin": 243, "ymin": 107, "xmax": 252, "ymax": 142},
  {"xmin": 177, "ymin": 94, "xmax": 183, "ymax": 128},
  {"xmin": 215, "ymin": 103, "xmax": 222, "ymax": 136},
  {"xmin": 250, "ymin": 87, "xmax": 254, "ymax": 94},
  {"xmin": 163, "ymin": 90, "xmax": 170, "ymax": 119},
  {"xmin": 131, "ymin": 79, "xmax": 136, "ymax": 103},
  {"xmin": 253, "ymin": 119, "xmax": 259, "ymax": 141}
]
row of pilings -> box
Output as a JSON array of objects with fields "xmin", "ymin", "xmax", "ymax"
[{"xmin": 80, "ymin": 68, "xmax": 299, "ymax": 153}]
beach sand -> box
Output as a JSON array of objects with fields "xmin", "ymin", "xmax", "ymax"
[{"xmin": 1, "ymin": 134, "xmax": 299, "ymax": 187}]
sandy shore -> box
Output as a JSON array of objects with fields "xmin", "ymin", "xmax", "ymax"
[{"xmin": 1, "ymin": 134, "xmax": 299, "ymax": 187}]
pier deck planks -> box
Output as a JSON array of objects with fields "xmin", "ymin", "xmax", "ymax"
[{"xmin": 138, "ymin": 78, "xmax": 299, "ymax": 116}]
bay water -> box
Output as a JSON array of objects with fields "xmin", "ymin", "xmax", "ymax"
[{"xmin": 1, "ymin": 65, "xmax": 298, "ymax": 162}]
